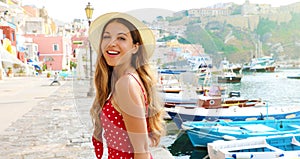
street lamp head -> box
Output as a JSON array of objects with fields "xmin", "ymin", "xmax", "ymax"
[{"xmin": 85, "ymin": 2, "xmax": 94, "ymax": 20}]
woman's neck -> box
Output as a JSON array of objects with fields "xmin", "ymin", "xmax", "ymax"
[{"xmin": 112, "ymin": 64, "xmax": 136, "ymax": 79}]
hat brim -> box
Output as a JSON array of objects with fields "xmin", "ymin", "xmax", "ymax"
[{"xmin": 88, "ymin": 12, "xmax": 155, "ymax": 58}]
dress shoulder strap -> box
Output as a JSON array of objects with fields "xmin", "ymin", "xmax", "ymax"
[
  {"xmin": 128, "ymin": 73, "xmax": 148, "ymax": 107},
  {"xmin": 128, "ymin": 73, "xmax": 151, "ymax": 132}
]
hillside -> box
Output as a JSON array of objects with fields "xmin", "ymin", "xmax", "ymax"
[{"xmin": 181, "ymin": 12, "xmax": 300, "ymax": 64}]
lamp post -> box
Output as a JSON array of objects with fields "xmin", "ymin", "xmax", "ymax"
[{"xmin": 85, "ymin": 2, "xmax": 94, "ymax": 96}]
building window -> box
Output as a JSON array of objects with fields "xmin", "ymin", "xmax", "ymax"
[
  {"xmin": 11, "ymin": 32, "xmax": 15, "ymax": 42},
  {"xmin": 34, "ymin": 45, "xmax": 38, "ymax": 52},
  {"xmin": 53, "ymin": 44, "xmax": 59, "ymax": 51}
]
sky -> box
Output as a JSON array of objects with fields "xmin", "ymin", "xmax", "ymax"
[{"xmin": 21, "ymin": 0, "xmax": 300, "ymax": 23}]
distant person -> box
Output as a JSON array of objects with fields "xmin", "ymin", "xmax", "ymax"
[
  {"xmin": 88, "ymin": 12, "xmax": 165, "ymax": 159},
  {"xmin": 50, "ymin": 72, "xmax": 60, "ymax": 86}
]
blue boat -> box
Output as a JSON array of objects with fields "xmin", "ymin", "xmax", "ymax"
[
  {"xmin": 182, "ymin": 119, "xmax": 300, "ymax": 147},
  {"xmin": 157, "ymin": 69, "xmax": 187, "ymax": 74},
  {"xmin": 207, "ymin": 134, "xmax": 300, "ymax": 159}
]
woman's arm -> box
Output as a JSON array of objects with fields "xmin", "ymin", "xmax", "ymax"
[
  {"xmin": 92, "ymin": 136, "xmax": 104, "ymax": 159},
  {"xmin": 114, "ymin": 75, "xmax": 151, "ymax": 159},
  {"xmin": 91, "ymin": 98, "xmax": 104, "ymax": 159}
]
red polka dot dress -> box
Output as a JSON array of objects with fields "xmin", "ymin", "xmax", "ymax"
[{"xmin": 92, "ymin": 74, "xmax": 152, "ymax": 159}]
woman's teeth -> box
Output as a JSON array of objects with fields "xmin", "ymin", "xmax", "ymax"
[{"xmin": 107, "ymin": 51, "xmax": 119, "ymax": 55}]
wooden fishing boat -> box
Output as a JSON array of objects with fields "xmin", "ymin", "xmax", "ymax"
[
  {"xmin": 207, "ymin": 134, "xmax": 300, "ymax": 159},
  {"xmin": 182, "ymin": 118, "xmax": 300, "ymax": 147},
  {"xmin": 165, "ymin": 104, "xmax": 300, "ymax": 129}
]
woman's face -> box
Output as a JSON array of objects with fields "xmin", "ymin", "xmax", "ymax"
[{"xmin": 100, "ymin": 21, "xmax": 138, "ymax": 67}]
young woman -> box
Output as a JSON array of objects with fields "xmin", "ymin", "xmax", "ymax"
[{"xmin": 88, "ymin": 12, "xmax": 165, "ymax": 159}]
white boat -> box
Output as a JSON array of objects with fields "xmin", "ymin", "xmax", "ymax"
[
  {"xmin": 217, "ymin": 71, "xmax": 242, "ymax": 83},
  {"xmin": 243, "ymin": 55, "xmax": 277, "ymax": 72},
  {"xmin": 165, "ymin": 105, "xmax": 300, "ymax": 129},
  {"xmin": 219, "ymin": 57, "xmax": 242, "ymax": 73},
  {"xmin": 218, "ymin": 58, "xmax": 243, "ymax": 83},
  {"xmin": 208, "ymin": 134, "xmax": 300, "ymax": 159},
  {"xmin": 157, "ymin": 69, "xmax": 183, "ymax": 93},
  {"xmin": 165, "ymin": 82, "xmax": 300, "ymax": 129}
]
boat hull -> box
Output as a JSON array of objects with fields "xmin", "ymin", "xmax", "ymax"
[
  {"xmin": 207, "ymin": 134, "xmax": 300, "ymax": 159},
  {"xmin": 250, "ymin": 66, "xmax": 276, "ymax": 72},
  {"xmin": 217, "ymin": 76, "xmax": 242, "ymax": 83},
  {"xmin": 165, "ymin": 106, "xmax": 300, "ymax": 129},
  {"xmin": 287, "ymin": 76, "xmax": 300, "ymax": 79},
  {"xmin": 183, "ymin": 119, "xmax": 300, "ymax": 147}
]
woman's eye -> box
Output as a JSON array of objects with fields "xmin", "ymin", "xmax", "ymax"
[
  {"xmin": 103, "ymin": 35, "xmax": 110, "ymax": 39},
  {"xmin": 118, "ymin": 37, "xmax": 126, "ymax": 41}
]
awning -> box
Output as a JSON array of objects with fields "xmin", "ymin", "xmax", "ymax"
[
  {"xmin": 0, "ymin": 44, "xmax": 27, "ymax": 67},
  {"xmin": 27, "ymin": 59, "xmax": 42, "ymax": 70}
]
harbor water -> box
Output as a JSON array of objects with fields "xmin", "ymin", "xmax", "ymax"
[{"xmin": 165, "ymin": 68, "xmax": 300, "ymax": 159}]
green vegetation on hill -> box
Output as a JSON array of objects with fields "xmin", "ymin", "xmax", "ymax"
[
  {"xmin": 181, "ymin": 13, "xmax": 300, "ymax": 63},
  {"xmin": 185, "ymin": 24, "xmax": 218, "ymax": 54},
  {"xmin": 255, "ymin": 13, "xmax": 300, "ymax": 59},
  {"xmin": 255, "ymin": 18, "xmax": 278, "ymax": 36}
]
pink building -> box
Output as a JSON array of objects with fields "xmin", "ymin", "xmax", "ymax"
[
  {"xmin": 24, "ymin": 34, "xmax": 72, "ymax": 71},
  {"xmin": 71, "ymin": 35, "xmax": 88, "ymax": 59}
]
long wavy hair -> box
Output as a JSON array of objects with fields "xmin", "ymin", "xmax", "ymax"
[{"xmin": 90, "ymin": 18, "xmax": 165, "ymax": 146}]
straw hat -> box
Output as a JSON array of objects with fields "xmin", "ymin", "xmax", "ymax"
[{"xmin": 88, "ymin": 12, "xmax": 156, "ymax": 58}]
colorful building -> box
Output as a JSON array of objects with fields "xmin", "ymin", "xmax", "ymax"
[{"xmin": 24, "ymin": 34, "xmax": 72, "ymax": 71}]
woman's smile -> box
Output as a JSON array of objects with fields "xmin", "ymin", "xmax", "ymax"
[{"xmin": 106, "ymin": 50, "xmax": 120, "ymax": 57}]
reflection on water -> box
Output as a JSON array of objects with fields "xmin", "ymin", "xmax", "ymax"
[
  {"xmin": 167, "ymin": 68, "xmax": 300, "ymax": 158},
  {"xmin": 168, "ymin": 132, "xmax": 209, "ymax": 159}
]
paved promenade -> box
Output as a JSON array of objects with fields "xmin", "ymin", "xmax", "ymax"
[{"xmin": 0, "ymin": 76, "xmax": 174, "ymax": 159}]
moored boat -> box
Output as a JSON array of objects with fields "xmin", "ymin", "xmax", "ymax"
[
  {"xmin": 217, "ymin": 71, "xmax": 242, "ymax": 83},
  {"xmin": 218, "ymin": 58, "xmax": 243, "ymax": 83},
  {"xmin": 198, "ymin": 88, "xmax": 264, "ymax": 109},
  {"xmin": 219, "ymin": 57, "xmax": 242, "ymax": 73},
  {"xmin": 182, "ymin": 118, "xmax": 300, "ymax": 147},
  {"xmin": 243, "ymin": 55, "xmax": 277, "ymax": 73},
  {"xmin": 287, "ymin": 73, "xmax": 300, "ymax": 79},
  {"xmin": 207, "ymin": 134, "xmax": 300, "ymax": 159},
  {"xmin": 165, "ymin": 105, "xmax": 300, "ymax": 129}
]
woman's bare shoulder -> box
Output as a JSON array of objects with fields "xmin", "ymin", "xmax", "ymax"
[
  {"xmin": 114, "ymin": 74, "xmax": 145, "ymax": 117},
  {"xmin": 116, "ymin": 73, "xmax": 140, "ymax": 89}
]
